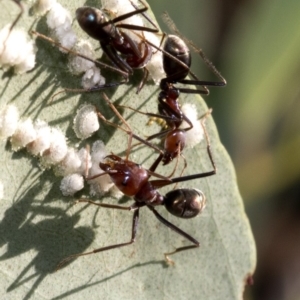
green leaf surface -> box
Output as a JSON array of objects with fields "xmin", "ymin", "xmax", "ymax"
[{"xmin": 0, "ymin": 1, "xmax": 255, "ymax": 299}]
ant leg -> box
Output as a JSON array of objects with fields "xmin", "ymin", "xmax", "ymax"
[
  {"xmin": 56, "ymin": 208, "xmax": 140, "ymax": 271},
  {"xmin": 146, "ymin": 152, "xmax": 179, "ymax": 182},
  {"xmin": 31, "ymin": 31, "xmax": 128, "ymax": 101},
  {"xmin": 165, "ymin": 148, "xmax": 181, "ymax": 179},
  {"xmin": 147, "ymin": 206, "xmax": 199, "ymax": 265},
  {"xmin": 170, "ymin": 151, "xmax": 187, "ymax": 189},
  {"xmin": 117, "ymin": 103, "xmax": 193, "ymax": 139},
  {"xmin": 111, "ymin": 0, "xmax": 159, "ymax": 33},
  {"xmin": 83, "ymin": 144, "xmax": 90, "ymax": 179},
  {"xmin": 152, "ymin": 32, "xmax": 166, "ymax": 55},
  {"xmin": 100, "ymin": 93, "xmax": 163, "ymax": 159},
  {"xmin": 136, "ymin": 67, "xmax": 149, "ymax": 94},
  {"xmin": 117, "ymin": 104, "xmax": 180, "ymax": 125},
  {"xmin": 178, "ymin": 154, "xmax": 187, "ymax": 178},
  {"xmin": 170, "ymin": 109, "xmax": 216, "ymax": 183},
  {"xmin": 31, "ymin": 31, "xmax": 127, "ymax": 76},
  {"xmin": 76, "ymin": 198, "xmax": 140, "ymax": 211},
  {"xmin": 102, "ymin": 93, "xmax": 133, "ymax": 160},
  {"xmin": 10, "ymin": 0, "xmax": 24, "ymax": 32},
  {"xmin": 129, "ymin": 0, "xmax": 159, "ymax": 31},
  {"xmin": 51, "ymin": 80, "xmax": 127, "ymax": 102},
  {"xmin": 100, "ymin": 41, "xmax": 132, "ymax": 74},
  {"xmin": 3, "ymin": 1, "xmax": 24, "ymax": 52}
]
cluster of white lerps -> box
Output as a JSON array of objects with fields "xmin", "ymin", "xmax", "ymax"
[
  {"xmin": 0, "ymin": 104, "xmax": 117, "ymax": 198},
  {"xmin": 0, "ymin": 25, "xmax": 36, "ymax": 74}
]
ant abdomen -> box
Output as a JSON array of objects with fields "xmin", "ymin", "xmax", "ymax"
[
  {"xmin": 164, "ymin": 188, "xmax": 206, "ymax": 218},
  {"xmin": 163, "ymin": 35, "xmax": 191, "ymax": 82}
]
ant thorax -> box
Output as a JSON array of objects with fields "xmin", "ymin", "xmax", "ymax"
[{"xmin": 134, "ymin": 181, "xmax": 164, "ymax": 206}]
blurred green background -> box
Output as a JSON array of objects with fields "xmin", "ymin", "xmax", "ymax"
[{"xmin": 150, "ymin": 0, "xmax": 300, "ymax": 299}]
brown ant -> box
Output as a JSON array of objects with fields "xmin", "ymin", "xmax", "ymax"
[
  {"xmin": 55, "ymin": 94, "xmax": 216, "ymax": 270},
  {"xmin": 74, "ymin": 0, "xmax": 159, "ymax": 92},
  {"xmin": 31, "ymin": 0, "xmax": 160, "ymax": 97},
  {"xmin": 117, "ymin": 15, "xmax": 227, "ymax": 172}
]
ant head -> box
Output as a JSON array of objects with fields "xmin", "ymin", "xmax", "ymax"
[
  {"xmin": 163, "ymin": 189, "xmax": 206, "ymax": 218},
  {"xmin": 76, "ymin": 7, "xmax": 113, "ymax": 41},
  {"xmin": 100, "ymin": 156, "xmax": 149, "ymax": 197},
  {"xmin": 162, "ymin": 130, "xmax": 186, "ymax": 164}
]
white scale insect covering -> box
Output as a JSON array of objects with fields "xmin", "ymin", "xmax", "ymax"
[
  {"xmin": 180, "ymin": 103, "xmax": 204, "ymax": 148},
  {"xmin": 60, "ymin": 173, "xmax": 84, "ymax": 196},
  {"xmin": 10, "ymin": 119, "xmax": 37, "ymax": 151},
  {"xmin": 40, "ymin": 127, "xmax": 68, "ymax": 166},
  {"xmin": 0, "ymin": 25, "xmax": 36, "ymax": 74},
  {"xmin": 27, "ymin": 120, "xmax": 52, "ymax": 156},
  {"xmin": 46, "ymin": 1, "xmax": 77, "ymax": 50},
  {"xmin": 0, "ymin": 105, "xmax": 19, "ymax": 139},
  {"xmin": 73, "ymin": 104, "xmax": 100, "ymax": 140},
  {"xmin": 55, "ymin": 147, "xmax": 83, "ymax": 177},
  {"xmin": 0, "ymin": 0, "xmax": 57, "ymax": 75},
  {"xmin": 33, "ymin": 0, "xmax": 57, "ymax": 16}
]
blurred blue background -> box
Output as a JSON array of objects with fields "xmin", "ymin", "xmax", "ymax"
[{"xmin": 151, "ymin": 0, "xmax": 300, "ymax": 299}]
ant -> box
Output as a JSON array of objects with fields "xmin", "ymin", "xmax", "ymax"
[
  {"xmin": 75, "ymin": 0, "xmax": 160, "ymax": 93},
  {"xmin": 31, "ymin": 0, "xmax": 160, "ymax": 97},
  {"xmin": 117, "ymin": 13, "xmax": 227, "ymax": 173},
  {"xmin": 55, "ymin": 93, "xmax": 216, "ymax": 270}
]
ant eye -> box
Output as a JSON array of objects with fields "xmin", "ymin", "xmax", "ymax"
[
  {"xmin": 86, "ymin": 13, "xmax": 95, "ymax": 23},
  {"xmin": 122, "ymin": 175, "xmax": 130, "ymax": 186}
]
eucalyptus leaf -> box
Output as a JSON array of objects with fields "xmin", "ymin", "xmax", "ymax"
[{"xmin": 0, "ymin": 1, "xmax": 255, "ymax": 299}]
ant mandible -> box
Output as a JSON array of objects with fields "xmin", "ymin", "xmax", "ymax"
[
  {"xmin": 75, "ymin": 0, "xmax": 159, "ymax": 93},
  {"xmin": 56, "ymin": 93, "xmax": 216, "ymax": 270}
]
